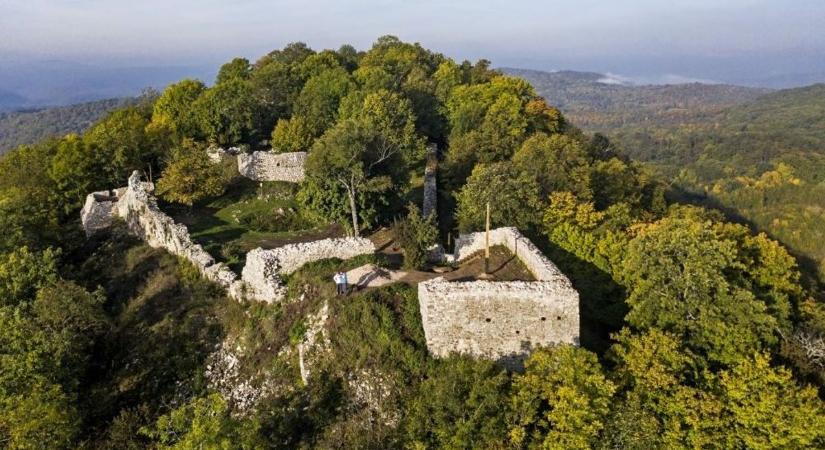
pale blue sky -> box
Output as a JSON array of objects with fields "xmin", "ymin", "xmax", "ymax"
[{"xmin": 1, "ymin": 0, "xmax": 824, "ymax": 85}]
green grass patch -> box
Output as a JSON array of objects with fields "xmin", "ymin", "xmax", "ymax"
[{"xmin": 163, "ymin": 177, "xmax": 345, "ymax": 272}]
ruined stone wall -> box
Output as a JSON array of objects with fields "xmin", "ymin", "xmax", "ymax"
[
  {"xmin": 237, "ymin": 151, "xmax": 307, "ymax": 183},
  {"xmin": 207, "ymin": 146, "xmax": 241, "ymax": 163},
  {"xmin": 420, "ymin": 227, "xmax": 580, "ymax": 369},
  {"xmin": 80, "ymin": 190, "xmax": 118, "ymax": 237},
  {"xmin": 418, "ymin": 277, "xmax": 579, "ymax": 369},
  {"xmin": 81, "ymin": 172, "xmax": 376, "ymax": 304},
  {"xmin": 115, "ymin": 171, "xmax": 242, "ymax": 292},
  {"xmin": 422, "ymin": 144, "xmax": 437, "ymax": 218},
  {"xmin": 241, "ymin": 237, "xmax": 375, "ymax": 302},
  {"xmin": 81, "ymin": 171, "xmax": 242, "ymax": 295},
  {"xmin": 453, "ymin": 227, "xmax": 566, "ymax": 282}
]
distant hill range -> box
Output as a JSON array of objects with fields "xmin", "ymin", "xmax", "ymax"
[
  {"xmin": 507, "ymin": 67, "xmax": 825, "ymax": 279},
  {"xmin": 502, "ymin": 68, "xmax": 771, "ymax": 130},
  {"xmin": 0, "ymin": 97, "xmax": 136, "ymax": 154}
]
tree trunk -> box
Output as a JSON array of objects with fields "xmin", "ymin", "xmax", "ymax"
[{"xmin": 347, "ymin": 187, "xmax": 360, "ymax": 237}]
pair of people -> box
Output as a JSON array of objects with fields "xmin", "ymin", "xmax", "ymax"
[{"xmin": 333, "ymin": 271, "xmax": 349, "ymax": 296}]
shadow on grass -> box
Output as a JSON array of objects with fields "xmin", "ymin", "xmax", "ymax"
[{"xmin": 76, "ymin": 227, "xmax": 230, "ymax": 433}]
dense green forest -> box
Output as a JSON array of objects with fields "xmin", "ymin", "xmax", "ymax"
[
  {"xmin": 1, "ymin": 38, "xmax": 824, "ymax": 448},
  {"xmin": 0, "ymin": 97, "xmax": 137, "ymax": 155},
  {"xmin": 515, "ymin": 68, "xmax": 825, "ymax": 281}
]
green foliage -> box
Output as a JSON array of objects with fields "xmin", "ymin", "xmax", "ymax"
[
  {"xmin": 294, "ymin": 67, "xmax": 353, "ymax": 137},
  {"xmin": 142, "ymin": 393, "xmax": 262, "ymax": 449},
  {"xmin": 0, "ymin": 380, "xmax": 79, "ymax": 450},
  {"xmin": 605, "ymin": 329, "xmax": 825, "ymax": 448},
  {"xmin": 509, "ymin": 345, "xmax": 616, "ymax": 449},
  {"xmin": 193, "ymin": 79, "xmax": 258, "ymax": 146},
  {"xmin": 157, "ymin": 140, "xmax": 234, "ymax": 206},
  {"xmin": 216, "ymin": 58, "xmax": 252, "ymax": 83},
  {"xmin": 0, "ymin": 142, "xmax": 64, "ymax": 252},
  {"xmin": 1, "ymin": 38, "xmax": 824, "ymax": 449},
  {"xmin": 270, "ymin": 115, "xmax": 314, "ymax": 152},
  {"xmin": 404, "ymin": 356, "xmax": 510, "ymax": 449},
  {"xmin": 455, "ymin": 161, "xmax": 543, "ymax": 232},
  {"xmin": 0, "ymin": 246, "xmax": 59, "ymax": 306},
  {"xmin": 513, "ymin": 133, "xmax": 593, "ymax": 199},
  {"xmin": 392, "ymin": 203, "xmax": 438, "ymax": 270},
  {"xmin": 152, "ymin": 79, "xmax": 206, "ymax": 138},
  {"xmin": 83, "ymin": 106, "xmax": 170, "ymax": 184},
  {"xmin": 302, "ymin": 115, "xmax": 410, "ymax": 235},
  {"xmin": 621, "ymin": 216, "xmax": 793, "ymax": 365},
  {"xmin": 0, "ymin": 97, "xmax": 135, "ymax": 155}
]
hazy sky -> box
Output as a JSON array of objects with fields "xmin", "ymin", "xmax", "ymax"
[{"xmin": 2, "ymin": 0, "xmax": 824, "ymax": 84}]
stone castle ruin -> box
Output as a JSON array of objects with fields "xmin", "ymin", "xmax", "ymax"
[
  {"xmin": 207, "ymin": 147, "xmax": 308, "ymax": 183},
  {"xmin": 237, "ymin": 151, "xmax": 307, "ymax": 183},
  {"xmin": 81, "ymin": 171, "xmax": 373, "ymax": 304},
  {"xmin": 81, "ymin": 145, "xmax": 580, "ymax": 370},
  {"xmin": 419, "ymin": 227, "xmax": 580, "ymax": 369}
]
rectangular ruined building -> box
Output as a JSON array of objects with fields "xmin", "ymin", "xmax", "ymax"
[{"xmin": 418, "ymin": 227, "xmax": 580, "ymax": 370}]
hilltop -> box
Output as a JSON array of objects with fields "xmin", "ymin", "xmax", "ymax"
[{"xmin": 0, "ymin": 39, "xmax": 823, "ymax": 448}]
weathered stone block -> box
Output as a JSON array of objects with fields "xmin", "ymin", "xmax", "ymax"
[{"xmin": 237, "ymin": 151, "xmax": 306, "ymax": 183}]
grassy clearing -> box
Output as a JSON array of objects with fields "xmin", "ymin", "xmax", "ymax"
[{"xmin": 163, "ymin": 178, "xmax": 344, "ymax": 272}]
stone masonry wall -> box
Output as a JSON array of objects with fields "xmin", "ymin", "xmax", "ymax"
[
  {"xmin": 422, "ymin": 144, "xmax": 437, "ymax": 218},
  {"xmin": 418, "ymin": 278, "xmax": 579, "ymax": 369},
  {"xmin": 81, "ymin": 172, "xmax": 377, "ymax": 304},
  {"xmin": 237, "ymin": 151, "xmax": 307, "ymax": 183},
  {"xmin": 241, "ymin": 237, "xmax": 375, "ymax": 302},
  {"xmin": 114, "ymin": 171, "xmax": 242, "ymax": 293},
  {"xmin": 80, "ymin": 190, "xmax": 118, "ymax": 237},
  {"xmin": 419, "ymin": 227, "xmax": 579, "ymax": 369},
  {"xmin": 453, "ymin": 227, "xmax": 567, "ymax": 282}
]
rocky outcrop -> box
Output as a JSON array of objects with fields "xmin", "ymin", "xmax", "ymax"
[
  {"xmin": 298, "ymin": 301, "xmax": 330, "ymax": 384},
  {"xmin": 237, "ymin": 151, "xmax": 306, "ymax": 183}
]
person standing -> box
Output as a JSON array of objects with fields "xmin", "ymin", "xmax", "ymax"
[
  {"xmin": 341, "ymin": 270, "xmax": 348, "ymax": 296},
  {"xmin": 333, "ymin": 271, "xmax": 343, "ymax": 295}
]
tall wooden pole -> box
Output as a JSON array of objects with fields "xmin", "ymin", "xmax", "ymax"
[{"xmin": 484, "ymin": 201, "xmax": 490, "ymax": 274}]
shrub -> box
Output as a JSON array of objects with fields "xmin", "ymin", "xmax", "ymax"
[{"xmin": 393, "ymin": 204, "xmax": 438, "ymax": 270}]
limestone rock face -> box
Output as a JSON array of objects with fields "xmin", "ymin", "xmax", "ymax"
[
  {"xmin": 298, "ymin": 301, "xmax": 330, "ymax": 384},
  {"xmin": 237, "ymin": 151, "xmax": 307, "ymax": 183}
]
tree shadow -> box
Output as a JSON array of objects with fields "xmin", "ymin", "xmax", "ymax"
[{"xmin": 525, "ymin": 231, "xmax": 627, "ymax": 356}]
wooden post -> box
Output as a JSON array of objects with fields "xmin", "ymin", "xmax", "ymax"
[{"xmin": 484, "ymin": 201, "xmax": 490, "ymax": 274}]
